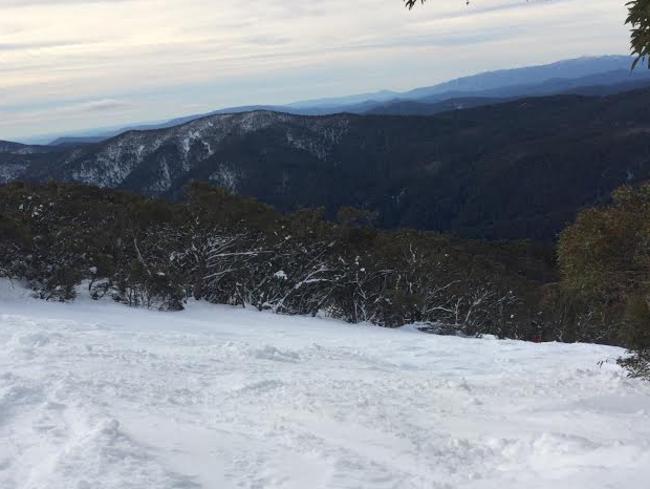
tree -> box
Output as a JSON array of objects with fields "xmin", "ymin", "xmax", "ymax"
[
  {"xmin": 0, "ymin": 182, "xmax": 548, "ymax": 337},
  {"xmin": 558, "ymin": 183, "xmax": 650, "ymax": 377},
  {"xmin": 404, "ymin": 0, "xmax": 650, "ymax": 69},
  {"xmin": 627, "ymin": 0, "xmax": 650, "ymax": 67}
]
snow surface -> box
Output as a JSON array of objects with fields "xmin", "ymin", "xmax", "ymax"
[
  {"xmin": 1, "ymin": 279, "xmax": 649, "ymax": 489},
  {"xmin": 0, "ymin": 162, "xmax": 28, "ymax": 184}
]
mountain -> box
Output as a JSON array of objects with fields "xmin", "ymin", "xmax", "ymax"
[
  {"xmin": 414, "ymin": 69, "xmax": 650, "ymax": 102},
  {"xmin": 287, "ymin": 89, "xmax": 400, "ymax": 109},
  {"xmin": 0, "ymin": 140, "xmax": 54, "ymax": 154},
  {"xmin": 400, "ymin": 55, "xmax": 644, "ymax": 99},
  {"xmin": 220, "ymin": 57, "xmax": 650, "ymax": 116},
  {"xmin": 37, "ymin": 55, "xmax": 650, "ymax": 145},
  {"xmin": 0, "ymin": 141, "xmax": 27, "ymax": 153},
  {"xmin": 355, "ymin": 71, "xmax": 650, "ymax": 118},
  {"xmin": 366, "ymin": 97, "xmax": 501, "ymax": 116},
  {"xmin": 49, "ymin": 136, "xmax": 108, "ymax": 147},
  {"xmin": 368, "ymin": 75, "xmax": 650, "ymax": 116},
  {"xmin": 0, "ymin": 142, "xmax": 62, "ymax": 184},
  {"xmin": 4, "ymin": 87, "xmax": 650, "ymax": 241}
]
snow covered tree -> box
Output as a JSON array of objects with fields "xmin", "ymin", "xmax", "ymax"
[{"xmin": 0, "ymin": 182, "xmax": 548, "ymax": 339}]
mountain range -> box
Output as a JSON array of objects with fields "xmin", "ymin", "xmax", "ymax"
[
  {"xmin": 39, "ymin": 55, "xmax": 650, "ymax": 146},
  {"xmin": 3, "ymin": 80, "xmax": 650, "ymax": 241}
]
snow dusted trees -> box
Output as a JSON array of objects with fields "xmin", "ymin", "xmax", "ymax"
[
  {"xmin": 4, "ymin": 180, "xmax": 650, "ymax": 377},
  {"xmin": 0, "ymin": 182, "xmax": 547, "ymax": 339}
]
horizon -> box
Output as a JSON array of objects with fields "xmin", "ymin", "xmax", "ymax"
[
  {"xmin": 1, "ymin": 0, "xmax": 630, "ymax": 142},
  {"xmin": 5, "ymin": 52, "xmax": 635, "ymax": 145}
]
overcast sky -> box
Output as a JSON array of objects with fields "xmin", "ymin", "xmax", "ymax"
[{"xmin": 0, "ymin": 0, "xmax": 630, "ymax": 141}]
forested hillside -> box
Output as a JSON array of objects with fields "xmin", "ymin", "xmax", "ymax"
[{"xmin": 3, "ymin": 88, "xmax": 650, "ymax": 241}]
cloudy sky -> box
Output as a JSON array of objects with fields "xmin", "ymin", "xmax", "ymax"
[{"xmin": 0, "ymin": 0, "xmax": 630, "ymax": 141}]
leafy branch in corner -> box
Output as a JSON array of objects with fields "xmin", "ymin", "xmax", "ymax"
[{"xmin": 627, "ymin": 0, "xmax": 650, "ymax": 68}]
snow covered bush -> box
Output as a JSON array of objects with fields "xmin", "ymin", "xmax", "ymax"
[{"xmin": 0, "ymin": 181, "xmax": 550, "ymax": 339}]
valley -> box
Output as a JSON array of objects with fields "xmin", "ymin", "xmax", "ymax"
[{"xmin": 3, "ymin": 87, "xmax": 650, "ymax": 241}]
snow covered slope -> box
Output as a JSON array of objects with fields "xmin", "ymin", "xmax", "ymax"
[{"xmin": 1, "ymin": 280, "xmax": 649, "ymax": 489}]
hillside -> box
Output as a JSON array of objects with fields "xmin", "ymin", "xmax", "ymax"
[
  {"xmin": 369, "ymin": 76, "xmax": 650, "ymax": 116},
  {"xmin": 3, "ymin": 88, "xmax": 650, "ymax": 241},
  {"xmin": 0, "ymin": 141, "xmax": 54, "ymax": 155},
  {"xmin": 1, "ymin": 279, "xmax": 649, "ymax": 489}
]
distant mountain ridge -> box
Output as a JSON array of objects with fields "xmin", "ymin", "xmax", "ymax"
[
  {"xmin": 401, "ymin": 55, "xmax": 638, "ymax": 98},
  {"xmin": 32, "ymin": 55, "xmax": 650, "ymax": 146},
  {"xmin": 0, "ymin": 140, "xmax": 57, "ymax": 155}
]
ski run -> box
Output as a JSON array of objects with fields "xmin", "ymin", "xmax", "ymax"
[{"xmin": 1, "ymin": 279, "xmax": 649, "ymax": 489}]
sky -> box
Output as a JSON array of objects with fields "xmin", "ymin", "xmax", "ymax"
[{"xmin": 0, "ymin": 0, "xmax": 630, "ymax": 142}]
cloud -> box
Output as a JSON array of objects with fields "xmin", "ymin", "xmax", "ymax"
[
  {"xmin": 73, "ymin": 99, "xmax": 133, "ymax": 112},
  {"xmin": 0, "ymin": 98, "xmax": 133, "ymax": 117},
  {"xmin": 0, "ymin": 97, "xmax": 138, "ymax": 142},
  {"xmin": 0, "ymin": 40, "xmax": 95, "ymax": 51},
  {"xmin": 0, "ymin": 0, "xmax": 132, "ymax": 5},
  {"xmin": 0, "ymin": 0, "xmax": 630, "ymax": 141}
]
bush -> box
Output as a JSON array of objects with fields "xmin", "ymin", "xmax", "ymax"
[
  {"xmin": 559, "ymin": 183, "xmax": 650, "ymax": 377},
  {"xmin": 0, "ymin": 182, "xmax": 553, "ymax": 337}
]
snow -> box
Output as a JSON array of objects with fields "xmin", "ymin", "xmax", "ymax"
[
  {"xmin": 208, "ymin": 164, "xmax": 240, "ymax": 193},
  {"xmin": 3, "ymin": 111, "xmax": 356, "ymax": 197},
  {"xmin": 0, "ymin": 279, "xmax": 649, "ymax": 489},
  {"xmin": 0, "ymin": 162, "xmax": 28, "ymax": 184}
]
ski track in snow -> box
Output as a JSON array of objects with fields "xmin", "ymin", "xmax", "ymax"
[{"xmin": 0, "ymin": 280, "xmax": 649, "ymax": 489}]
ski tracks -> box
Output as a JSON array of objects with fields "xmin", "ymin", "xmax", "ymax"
[{"xmin": 1, "ymin": 300, "xmax": 650, "ymax": 488}]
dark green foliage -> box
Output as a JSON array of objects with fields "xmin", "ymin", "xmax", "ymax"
[
  {"xmin": 0, "ymin": 182, "xmax": 184, "ymax": 306},
  {"xmin": 559, "ymin": 183, "xmax": 650, "ymax": 377},
  {"xmin": 4, "ymin": 181, "xmax": 639, "ymax": 354},
  {"xmin": 7, "ymin": 89, "xmax": 650, "ymax": 243},
  {"xmin": 617, "ymin": 294, "xmax": 650, "ymax": 377},
  {"xmin": 627, "ymin": 0, "xmax": 650, "ymax": 68},
  {"xmin": 0, "ymin": 182, "xmax": 555, "ymax": 340}
]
